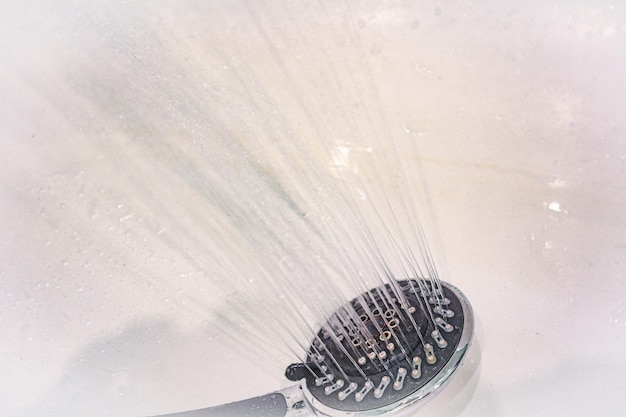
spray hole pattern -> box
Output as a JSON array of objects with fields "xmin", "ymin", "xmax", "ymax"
[{"xmin": 299, "ymin": 279, "xmax": 466, "ymax": 412}]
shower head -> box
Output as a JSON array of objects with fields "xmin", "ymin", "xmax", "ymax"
[
  {"xmin": 290, "ymin": 279, "xmax": 473, "ymax": 416},
  {"xmin": 151, "ymin": 279, "xmax": 473, "ymax": 417}
]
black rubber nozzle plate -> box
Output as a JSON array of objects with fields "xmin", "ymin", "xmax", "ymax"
[{"xmin": 300, "ymin": 280, "xmax": 467, "ymax": 413}]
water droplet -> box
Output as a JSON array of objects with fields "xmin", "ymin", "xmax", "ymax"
[
  {"xmin": 548, "ymin": 201, "xmax": 561, "ymax": 212},
  {"xmin": 549, "ymin": 178, "xmax": 566, "ymax": 188}
]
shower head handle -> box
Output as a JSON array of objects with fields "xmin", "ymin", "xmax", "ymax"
[{"xmin": 148, "ymin": 384, "xmax": 313, "ymax": 417}]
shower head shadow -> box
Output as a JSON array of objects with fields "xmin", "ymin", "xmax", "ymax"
[{"xmin": 150, "ymin": 279, "xmax": 473, "ymax": 417}]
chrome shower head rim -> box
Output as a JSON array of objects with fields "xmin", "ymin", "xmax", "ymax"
[{"xmin": 300, "ymin": 280, "xmax": 474, "ymax": 417}]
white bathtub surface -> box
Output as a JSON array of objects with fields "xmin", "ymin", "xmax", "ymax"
[{"xmin": 2, "ymin": 2, "xmax": 625, "ymax": 416}]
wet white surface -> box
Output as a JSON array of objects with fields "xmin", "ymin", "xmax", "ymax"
[{"xmin": 2, "ymin": 1, "xmax": 626, "ymax": 416}]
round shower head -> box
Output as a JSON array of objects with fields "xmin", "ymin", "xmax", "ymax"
[{"xmin": 290, "ymin": 279, "xmax": 473, "ymax": 416}]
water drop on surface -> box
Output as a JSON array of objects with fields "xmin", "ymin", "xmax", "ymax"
[
  {"xmin": 548, "ymin": 201, "xmax": 562, "ymax": 212},
  {"xmin": 549, "ymin": 178, "xmax": 566, "ymax": 188}
]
